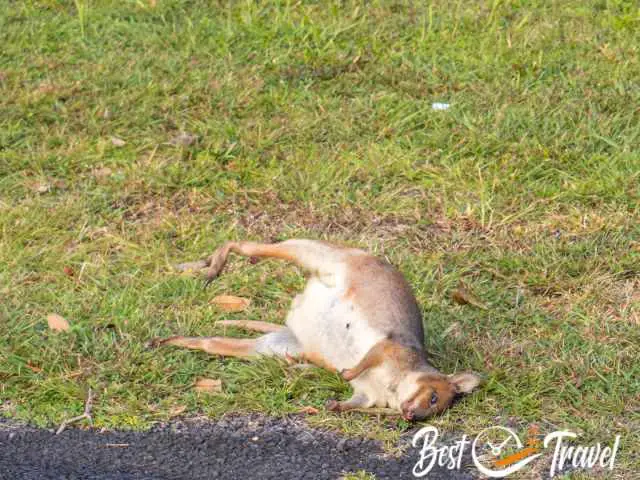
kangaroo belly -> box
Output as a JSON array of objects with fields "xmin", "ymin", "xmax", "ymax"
[{"xmin": 285, "ymin": 277, "xmax": 385, "ymax": 371}]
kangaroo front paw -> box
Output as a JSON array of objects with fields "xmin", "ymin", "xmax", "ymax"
[
  {"xmin": 341, "ymin": 368, "xmax": 356, "ymax": 381},
  {"xmin": 147, "ymin": 336, "xmax": 176, "ymax": 349},
  {"xmin": 203, "ymin": 249, "xmax": 230, "ymax": 286},
  {"xmin": 146, "ymin": 338, "xmax": 164, "ymax": 349},
  {"xmin": 325, "ymin": 399, "xmax": 341, "ymax": 412},
  {"xmin": 203, "ymin": 274, "xmax": 216, "ymax": 288}
]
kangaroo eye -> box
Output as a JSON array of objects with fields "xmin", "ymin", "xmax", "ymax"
[{"xmin": 430, "ymin": 392, "xmax": 438, "ymax": 406}]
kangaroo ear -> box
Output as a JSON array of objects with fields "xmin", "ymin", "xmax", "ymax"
[{"xmin": 449, "ymin": 372, "xmax": 481, "ymax": 394}]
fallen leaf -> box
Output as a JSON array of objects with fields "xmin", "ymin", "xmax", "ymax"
[
  {"xmin": 169, "ymin": 405, "xmax": 186, "ymax": 416},
  {"xmin": 26, "ymin": 362, "xmax": 42, "ymax": 373},
  {"xmin": 93, "ymin": 167, "xmax": 112, "ymax": 179},
  {"xmin": 53, "ymin": 179, "xmax": 67, "ymax": 190},
  {"xmin": 169, "ymin": 131, "xmax": 197, "ymax": 147},
  {"xmin": 194, "ymin": 378, "xmax": 222, "ymax": 393},
  {"xmin": 110, "ymin": 136, "xmax": 126, "ymax": 147},
  {"xmin": 47, "ymin": 313, "xmax": 70, "ymax": 332},
  {"xmin": 451, "ymin": 283, "xmax": 487, "ymax": 310},
  {"xmin": 28, "ymin": 178, "xmax": 67, "ymax": 193},
  {"xmin": 30, "ymin": 182, "xmax": 51, "ymax": 193},
  {"xmin": 37, "ymin": 82, "xmax": 56, "ymax": 94},
  {"xmin": 210, "ymin": 295, "xmax": 250, "ymax": 312},
  {"xmin": 299, "ymin": 406, "xmax": 319, "ymax": 415}
]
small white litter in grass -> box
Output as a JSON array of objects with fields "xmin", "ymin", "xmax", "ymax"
[{"xmin": 431, "ymin": 102, "xmax": 450, "ymax": 111}]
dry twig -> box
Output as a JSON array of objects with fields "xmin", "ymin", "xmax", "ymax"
[{"xmin": 56, "ymin": 388, "xmax": 94, "ymax": 435}]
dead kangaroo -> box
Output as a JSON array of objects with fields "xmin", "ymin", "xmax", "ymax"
[{"xmin": 158, "ymin": 239, "xmax": 480, "ymax": 421}]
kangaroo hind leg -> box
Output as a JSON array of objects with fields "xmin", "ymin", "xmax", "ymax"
[
  {"xmin": 253, "ymin": 328, "xmax": 303, "ymax": 358},
  {"xmin": 158, "ymin": 327, "xmax": 303, "ymax": 361},
  {"xmin": 204, "ymin": 239, "xmax": 351, "ymax": 286},
  {"xmin": 216, "ymin": 320, "xmax": 283, "ymax": 333},
  {"xmin": 158, "ymin": 336, "xmax": 258, "ymax": 358}
]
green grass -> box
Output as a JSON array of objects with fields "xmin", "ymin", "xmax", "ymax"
[{"xmin": 1, "ymin": 0, "xmax": 638, "ymax": 477}]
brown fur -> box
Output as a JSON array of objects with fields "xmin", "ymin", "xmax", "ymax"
[
  {"xmin": 342, "ymin": 339, "xmax": 425, "ymax": 381},
  {"xmin": 158, "ymin": 239, "xmax": 481, "ymax": 420},
  {"xmin": 410, "ymin": 374, "xmax": 458, "ymax": 414},
  {"xmin": 300, "ymin": 351, "xmax": 337, "ymax": 372},
  {"xmin": 344, "ymin": 255, "xmax": 426, "ymax": 352}
]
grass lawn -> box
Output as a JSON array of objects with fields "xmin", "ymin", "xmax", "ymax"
[{"xmin": 1, "ymin": 0, "xmax": 638, "ymax": 477}]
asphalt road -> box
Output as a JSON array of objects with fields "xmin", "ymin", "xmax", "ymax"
[{"xmin": 0, "ymin": 415, "xmax": 475, "ymax": 479}]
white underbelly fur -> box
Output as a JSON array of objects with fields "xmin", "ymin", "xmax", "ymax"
[{"xmin": 285, "ymin": 277, "xmax": 385, "ymax": 371}]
